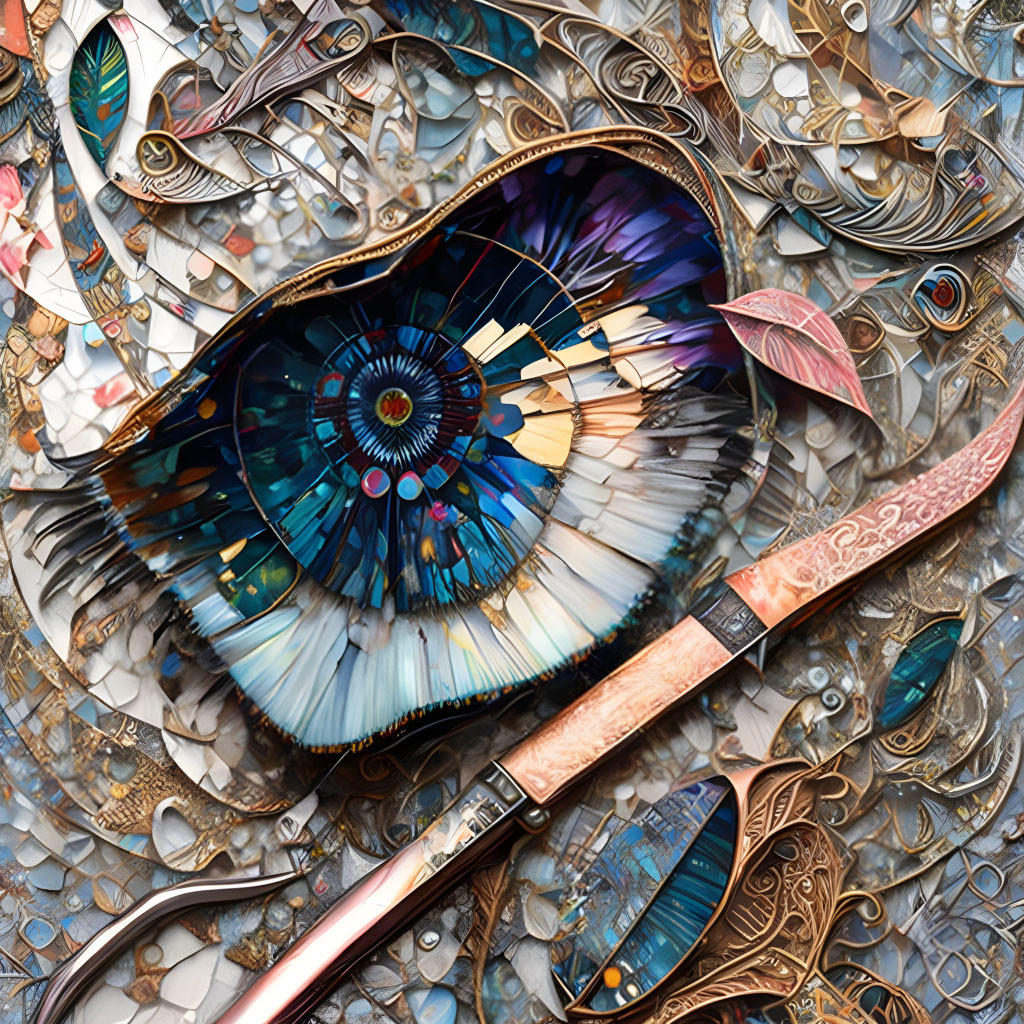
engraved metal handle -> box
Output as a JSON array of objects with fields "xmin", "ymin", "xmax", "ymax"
[{"xmin": 213, "ymin": 764, "xmax": 528, "ymax": 1024}]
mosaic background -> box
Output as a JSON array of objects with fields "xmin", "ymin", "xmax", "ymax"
[{"xmin": 0, "ymin": 0, "xmax": 1022, "ymax": 1022}]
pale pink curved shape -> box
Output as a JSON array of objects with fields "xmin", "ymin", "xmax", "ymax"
[
  {"xmin": 0, "ymin": 164, "xmax": 23, "ymax": 212},
  {"xmin": 504, "ymin": 377, "xmax": 1024, "ymax": 804},
  {"xmin": 730, "ymin": 376, "xmax": 1024, "ymax": 627},
  {"xmin": 711, "ymin": 287, "xmax": 874, "ymax": 417}
]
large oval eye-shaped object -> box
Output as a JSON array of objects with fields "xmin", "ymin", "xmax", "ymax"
[
  {"xmin": 551, "ymin": 777, "xmax": 738, "ymax": 1010},
  {"xmin": 877, "ymin": 617, "xmax": 964, "ymax": 730},
  {"xmin": 69, "ymin": 20, "xmax": 129, "ymax": 168},
  {"xmin": 912, "ymin": 264, "xmax": 970, "ymax": 331},
  {"xmin": 15, "ymin": 147, "xmax": 749, "ymax": 749}
]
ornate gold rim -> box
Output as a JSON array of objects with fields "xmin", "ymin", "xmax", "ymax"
[{"xmin": 101, "ymin": 125, "xmax": 739, "ymax": 454}]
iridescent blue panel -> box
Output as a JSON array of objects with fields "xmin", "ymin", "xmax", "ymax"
[
  {"xmin": 69, "ymin": 22, "xmax": 128, "ymax": 168},
  {"xmin": 878, "ymin": 617, "xmax": 964, "ymax": 729},
  {"xmin": 583, "ymin": 787, "xmax": 737, "ymax": 1011},
  {"xmin": 234, "ymin": 285, "xmax": 560, "ymax": 611},
  {"xmin": 552, "ymin": 778, "xmax": 733, "ymax": 1000}
]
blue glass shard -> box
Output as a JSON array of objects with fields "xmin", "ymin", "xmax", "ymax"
[
  {"xmin": 69, "ymin": 22, "xmax": 128, "ymax": 168},
  {"xmin": 583, "ymin": 786, "xmax": 738, "ymax": 1011},
  {"xmin": 551, "ymin": 778, "xmax": 737, "ymax": 1005},
  {"xmin": 878, "ymin": 617, "xmax": 964, "ymax": 729}
]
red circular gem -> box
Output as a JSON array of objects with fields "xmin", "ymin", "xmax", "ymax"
[
  {"xmin": 931, "ymin": 278, "xmax": 955, "ymax": 308},
  {"xmin": 375, "ymin": 388, "xmax": 413, "ymax": 426}
]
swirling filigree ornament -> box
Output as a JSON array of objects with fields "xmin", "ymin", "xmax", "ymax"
[{"xmin": 563, "ymin": 761, "xmax": 865, "ymax": 1024}]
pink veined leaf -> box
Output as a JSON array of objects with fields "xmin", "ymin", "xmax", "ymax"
[{"xmin": 710, "ymin": 288, "xmax": 874, "ymax": 418}]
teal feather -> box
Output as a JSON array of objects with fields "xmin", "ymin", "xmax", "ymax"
[{"xmin": 69, "ymin": 22, "xmax": 128, "ymax": 167}]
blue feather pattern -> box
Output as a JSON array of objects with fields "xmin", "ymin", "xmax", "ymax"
[
  {"xmin": 69, "ymin": 21, "xmax": 128, "ymax": 167},
  {"xmin": 583, "ymin": 785, "xmax": 738, "ymax": 1010}
]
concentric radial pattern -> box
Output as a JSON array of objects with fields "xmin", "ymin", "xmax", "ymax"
[
  {"xmin": 20, "ymin": 148, "xmax": 750, "ymax": 747},
  {"xmin": 233, "ymin": 249, "xmax": 572, "ymax": 611}
]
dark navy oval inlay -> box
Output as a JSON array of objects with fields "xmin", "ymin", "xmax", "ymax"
[{"xmin": 582, "ymin": 784, "xmax": 738, "ymax": 1011}]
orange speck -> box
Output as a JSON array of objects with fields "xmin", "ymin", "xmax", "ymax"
[
  {"xmin": 18, "ymin": 429, "xmax": 40, "ymax": 454},
  {"xmin": 198, "ymin": 398, "xmax": 217, "ymax": 419},
  {"xmin": 603, "ymin": 967, "xmax": 622, "ymax": 989}
]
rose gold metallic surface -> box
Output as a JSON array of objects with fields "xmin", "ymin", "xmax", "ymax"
[
  {"xmin": 214, "ymin": 770, "xmax": 524, "ymax": 1024},
  {"xmin": 728, "ymin": 378, "xmax": 1024, "ymax": 628},
  {"xmin": 500, "ymin": 617, "xmax": 733, "ymax": 804},
  {"xmin": 214, "ymin": 841, "xmax": 428, "ymax": 1024},
  {"xmin": 502, "ymin": 378, "xmax": 1024, "ymax": 806}
]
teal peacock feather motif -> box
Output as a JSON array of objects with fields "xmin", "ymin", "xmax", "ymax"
[{"xmin": 69, "ymin": 21, "xmax": 128, "ymax": 167}]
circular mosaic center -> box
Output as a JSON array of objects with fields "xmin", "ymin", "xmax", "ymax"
[
  {"xmin": 316, "ymin": 330, "xmax": 475, "ymax": 475},
  {"xmin": 236, "ymin": 321, "xmax": 563, "ymax": 611},
  {"xmin": 375, "ymin": 387, "xmax": 413, "ymax": 427}
]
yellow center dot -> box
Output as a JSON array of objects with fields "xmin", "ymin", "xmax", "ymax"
[
  {"xmin": 602, "ymin": 966, "xmax": 622, "ymax": 989},
  {"xmin": 375, "ymin": 387, "xmax": 413, "ymax": 427}
]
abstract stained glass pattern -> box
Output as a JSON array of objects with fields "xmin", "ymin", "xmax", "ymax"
[
  {"xmin": 6, "ymin": 150, "xmax": 748, "ymax": 747},
  {"xmin": 551, "ymin": 777, "xmax": 732, "ymax": 1000},
  {"xmin": 0, "ymin": 1, "xmax": 1023, "ymax": 1024},
  {"xmin": 876, "ymin": 618, "xmax": 965, "ymax": 730},
  {"xmin": 580, "ymin": 783, "xmax": 738, "ymax": 1012}
]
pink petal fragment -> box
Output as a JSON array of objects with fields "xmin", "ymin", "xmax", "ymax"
[
  {"xmin": 92, "ymin": 372, "xmax": 137, "ymax": 408},
  {"xmin": 711, "ymin": 288, "xmax": 874, "ymax": 419},
  {"xmin": 0, "ymin": 240, "xmax": 25, "ymax": 276},
  {"xmin": 0, "ymin": 165, "xmax": 23, "ymax": 212}
]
